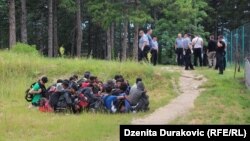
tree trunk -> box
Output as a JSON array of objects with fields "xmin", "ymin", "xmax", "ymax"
[
  {"xmin": 9, "ymin": 0, "xmax": 16, "ymax": 48},
  {"xmin": 48, "ymin": 0, "xmax": 53, "ymax": 57},
  {"xmin": 121, "ymin": 21, "xmax": 128, "ymax": 61},
  {"xmin": 76, "ymin": 0, "xmax": 82, "ymax": 57},
  {"xmin": 20, "ymin": 0, "xmax": 27, "ymax": 43},
  {"xmin": 110, "ymin": 22, "xmax": 115, "ymax": 59},
  {"xmin": 133, "ymin": 24, "xmax": 139, "ymax": 61},
  {"xmin": 53, "ymin": 0, "xmax": 58, "ymax": 57},
  {"xmin": 106, "ymin": 26, "xmax": 111, "ymax": 60},
  {"xmin": 87, "ymin": 20, "xmax": 93, "ymax": 58},
  {"xmin": 70, "ymin": 28, "xmax": 75, "ymax": 56}
]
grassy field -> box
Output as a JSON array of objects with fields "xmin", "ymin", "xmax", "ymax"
[
  {"xmin": 0, "ymin": 50, "xmax": 178, "ymax": 141},
  {"xmin": 173, "ymin": 66, "xmax": 250, "ymax": 124}
]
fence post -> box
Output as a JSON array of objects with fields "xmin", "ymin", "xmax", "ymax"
[
  {"xmin": 242, "ymin": 25, "xmax": 245, "ymax": 64},
  {"xmin": 230, "ymin": 32, "xmax": 233, "ymax": 64}
]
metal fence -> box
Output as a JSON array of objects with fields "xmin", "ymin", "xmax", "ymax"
[
  {"xmin": 224, "ymin": 23, "xmax": 250, "ymax": 65},
  {"xmin": 245, "ymin": 58, "xmax": 250, "ymax": 89}
]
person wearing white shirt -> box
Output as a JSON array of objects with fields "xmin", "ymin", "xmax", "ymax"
[
  {"xmin": 151, "ymin": 36, "xmax": 158, "ymax": 66},
  {"xmin": 175, "ymin": 33, "xmax": 184, "ymax": 66},
  {"xmin": 139, "ymin": 30, "xmax": 150, "ymax": 61},
  {"xmin": 192, "ymin": 35, "xmax": 203, "ymax": 67}
]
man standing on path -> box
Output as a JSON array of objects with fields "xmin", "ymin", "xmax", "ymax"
[
  {"xmin": 175, "ymin": 33, "xmax": 184, "ymax": 66},
  {"xmin": 207, "ymin": 35, "xmax": 217, "ymax": 68},
  {"xmin": 192, "ymin": 35, "xmax": 203, "ymax": 67},
  {"xmin": 151, "ymin": 36, "xmax": 158, "ymax": 66},
  {"xmin": 216, "ymin": 35, "xmax": 226, "ymax": 75},
  {"xmin": 138, "ymin": 30, "xmax": 150, "ymax": 61},
  {"xmin": 183, "ymin": 33, "xmax": 194, "ymax": 70},
  {"xmin": 146, "ymin": 29, "xmax": 153, "ymax": 49}
]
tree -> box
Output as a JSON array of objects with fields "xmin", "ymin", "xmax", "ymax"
[
  {"xmin": 150, "ymin": 0, "xmax": 208, "ymax": 64},
  {"xmin": 106, "ymin": 26, "xmax": 112, "ymax": 60},
  {"xmin": 20, "ymin": 0, "xmax": 27, "ymax": 43},
  {"xmin": 86, "ymin": 0, "xmax": 119, "ymax": 60},
  {"xmin": 76, "ymin": 0, "xmax": 82, "ymax": 57},
  {"xmin": 53, "ymin": 0, "xmax": 58, "ymax": 57},
  {"xmin": 121, "ymin": 21, "xmax": 128, "ymax": 61},
  {"xmin": 48, "ymin": 0, "xmax": 53, "ymax": 57},
  {"xmin": 204, "ymin": 0, "xmax": 250, "ymax": 35},
  {"xmin": 9, "ymin": 0, "xmax": 16, "ymax": 48},
  {"xmin": 132, "ymin": 24, "xmax": 139, "ymax": 60}
]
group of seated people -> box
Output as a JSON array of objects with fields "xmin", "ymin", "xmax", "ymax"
[{"xmin": 25, "ymin": 72, "xmax": 149, "ymax": 114}]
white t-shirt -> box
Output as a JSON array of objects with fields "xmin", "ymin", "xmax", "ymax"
[{"xmin": 192, "ymin": 37, "xmax": 203, "ymax": 48}]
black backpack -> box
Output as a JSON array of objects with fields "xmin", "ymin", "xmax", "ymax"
[
  {"xmin": 25, "ymin": 82, "xmax": 46, "ymax": 102},
  {"xmin": 133, "ymin": 92, "xmax": 150, "ymax": 112}
]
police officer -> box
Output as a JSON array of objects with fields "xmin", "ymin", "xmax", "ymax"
[
  {"xmin": 216, "ymin": 35, "xmax": 226, "ymax": 75},
  {"xmin": 183, "ymin": 33, "xmax": 194, "ymax": 70}
]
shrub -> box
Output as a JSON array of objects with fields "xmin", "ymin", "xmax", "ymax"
[{"xmin": 11, "ymin": 42, "xmax": 39, "ymax": 56}]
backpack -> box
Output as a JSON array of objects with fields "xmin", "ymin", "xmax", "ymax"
[
  {"xmin": 133, "ymin": 92, "xmax": 149, "ymax": 112},
  {"xmin": 25, "ymin": 82, "xmax": 46, "ymax": 102}
]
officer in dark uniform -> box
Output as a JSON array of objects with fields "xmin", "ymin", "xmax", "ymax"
[{"xmin": 216, "ymin": 35, "xmax": 226, "ymax": 75}]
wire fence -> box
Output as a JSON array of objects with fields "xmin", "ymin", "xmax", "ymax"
[
  {"xmin": 224, "ymin": 23, "xmax": 250, "ymax": 65},
  {"xmin": 245, "ymin": 58, "xmax": 250, "ymax": 89}
]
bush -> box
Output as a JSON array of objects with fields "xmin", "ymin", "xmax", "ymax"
[{"xmin": 11, "ymin": 42, "xmax": 39, "ymax": 56}]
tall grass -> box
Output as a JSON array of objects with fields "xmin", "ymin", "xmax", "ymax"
[
  {"xmin": 173, "ymin": 67, "xmax": 250, "ymax": 124},
  {"xmin": 0, "ymin": 50, "xmax": 178, "ymax": 141}
]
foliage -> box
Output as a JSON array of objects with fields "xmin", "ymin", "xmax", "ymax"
[
  {"xmin": 152, "ymin": 0, "xmax": 209, "ymax": 64},
  {"xmin": 59, "ymin": 0, "xmax": 76, "ymax": 13},
  {"xmin": 10, "ymin": 43, "xmax": 39, "ymax": 56},
  {"xmin": 86, "ymin": 0, "xmax": 151, "ymax": 29},
  {"xmin": 5, "ymin": 0, "xmax": 248, "ymax": 63}
]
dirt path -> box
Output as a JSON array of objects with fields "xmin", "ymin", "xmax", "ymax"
[{"xmin": 131, "ymin": 67, "xmax": 206, "ymax": 124}]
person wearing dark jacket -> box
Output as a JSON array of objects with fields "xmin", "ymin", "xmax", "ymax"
[
  {"xmin": 207, "ymin": 35, "xmax": 217, "ymax": 68},
  {"xmin": 126, "ymin": 81, "xmax": 145, "ymax": 106},
  {"xmin": 56, "ymin": 81, "xmax": 73, "ymax": 109},
  {"xmin": 216, "ymin": 35, "xmax": 226, "ymax": 75}
]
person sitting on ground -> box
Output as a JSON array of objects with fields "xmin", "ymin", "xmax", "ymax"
[
  {"xmin": 69, "ymin": 76, "xmax": 78, "ymax": 88},
  {"xmin": 56, "ymin": 81, "xmax": 73, "ymax": 111},
  {"xmin": 112, "ymin": 78, "xmax": 125, "ymax": 96},
  {"xmin": 102, "ymin": 84, "xmax": 126, "ymax": 113},
  {"xmin": 126, "ymin": 81, "xmax": 149, "ymax": 112},
  {"xmin": 77, "ymin": 71, "xmax": 91, "ymax": 85},
  {"xmin": 130, "ymin": 78, "xmax": 142, "ymax": 90},
  {"xmin": 69, "ymin": 84, "xmax": 82, "ymax": 113},
  {"xmin": 113, "ymin": 75, "xmax": 123, "ymax": 83},
  {"xmin": 28, "ymin": 76, "xmax": 48, "ymax": 107},
  {"xmin": 45, "ymin": 79, "xmax": 63, "ymax": 99}
]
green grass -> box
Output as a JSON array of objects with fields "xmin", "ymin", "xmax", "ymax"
[
  {"xmin": 173, "ymin": 66, "xmax": 250, "ymax": 124},
  {"xmin": 0, "ymin": 51, "xmax": 178, "ymax": 141}
]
